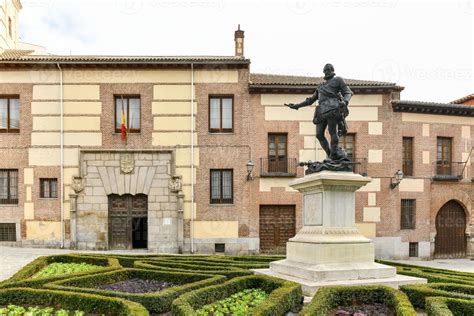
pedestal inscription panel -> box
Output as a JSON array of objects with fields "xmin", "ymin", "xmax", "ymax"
[{"xmin": 304, "ymin": 192, "xmax": 322, "ymax": 226}]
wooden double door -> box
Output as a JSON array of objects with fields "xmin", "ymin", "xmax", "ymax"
[
  {"xmin": 108, "ymin": 194, "xmax": 148, "ymax": 249},
  {"xmin": 259, "ymin": 205, "xmax": 296, "ymax": 254},
  {"xmin": 434, "ymin": 200, "xmax": 467, "ymax": 258}
]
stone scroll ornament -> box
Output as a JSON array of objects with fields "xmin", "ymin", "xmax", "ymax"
[
  {"xmin": 71, "ymin": 176, "xmax": 85, "ymax": 193},
  {"xmin": 285, "ymin": 64, "xmax": 353, "ymax": 174},
  {"xmin": 120, "ymin": 153, "xmax": 134, "ymax": 174}
]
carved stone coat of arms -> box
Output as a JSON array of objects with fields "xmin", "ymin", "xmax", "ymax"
[{"xmin": 120, "ymin": 154, "xmax": 135, "ymax": 174}]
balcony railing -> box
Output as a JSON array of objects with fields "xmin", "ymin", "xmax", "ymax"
[
  {"xmin": 433, "ymin": 161, "xmax": 465, "ymax": 181},
  {"xmin": 351, "ymin": 158, "xmax": 368, "ymax": 176},
  {"xmin": 260, "ymin": 158, "xmax": 298, "ymax": 177}
]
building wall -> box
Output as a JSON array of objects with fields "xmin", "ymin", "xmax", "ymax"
[{"xmin": 251, "ymin": 90, "xmax": 473, "ymax": 259}]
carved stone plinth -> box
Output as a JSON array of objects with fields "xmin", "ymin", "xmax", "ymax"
[{"xmin": 255, "ymin": 171, "xmax": 426, "ymax": 295}]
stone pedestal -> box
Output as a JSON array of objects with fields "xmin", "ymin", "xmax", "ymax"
[{"xmin": 255, "ymin": 171, "xmax": 426, "ymax": 295}]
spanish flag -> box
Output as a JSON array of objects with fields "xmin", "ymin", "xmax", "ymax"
[{"xmin": 121, "ymin": 98, "xmax": 127, "ymax": 142}]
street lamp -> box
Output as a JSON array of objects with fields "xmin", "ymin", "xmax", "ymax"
[
  {"xmin": 390, "ymin": 169, "xmax": 404, "ymax": 189},
  {"xmin": 246, "ymin": 160, "xmax": 254, "ymax": 181}
]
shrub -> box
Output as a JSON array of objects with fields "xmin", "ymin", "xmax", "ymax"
[
  {"xmin": 0, "ymin": 255, "xmax": 121, "ymax": 289},
  {"xmin": 171, "ymin": 275, "xmax": 302, "ymax": 316},
  {"xmin": 45, "ymin": 268, "xmax": 225, "ymax": 314},
  {"xmin": 399, "ymin": 283, "xmax": 474, "ymax": 309},
  {"xmin": 134, "ymin": 260, "xmax": 254, "ymax": 279},
  {"xmin": 0, "ymin": 287, "xmax": 148, "ymax": 315},
  {"xmin": 425, "ymin": 296, "xmax": 474, "ymax": 316},
  {"xmin": 299, "ymin": 285, "xmax": 416, "ymax": 316}
]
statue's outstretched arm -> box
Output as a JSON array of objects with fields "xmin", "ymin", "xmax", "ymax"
[{"xmin": 286, "ymin": 90, "xmax": 318, "ymax": 110}]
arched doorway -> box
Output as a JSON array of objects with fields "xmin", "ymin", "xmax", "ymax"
[
  {"xmin": 434, "ymin": 200, "xmax": 467, "ymax": 258},
  {"xmin": 108, "ymin": 194, "xmax": 148, "ymax": 249}
]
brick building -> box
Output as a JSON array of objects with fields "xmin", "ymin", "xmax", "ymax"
[{"xmin": 0, "ymin": 2, "xmax": 472, "ymax": 259}]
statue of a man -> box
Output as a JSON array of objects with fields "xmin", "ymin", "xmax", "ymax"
[{"xmin": 286, "ymin": 64, "xmax": 353, "ymax": 161}]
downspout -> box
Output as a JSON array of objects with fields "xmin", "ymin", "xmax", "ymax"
[
  {"xmin": 57, "ymin": 63, "xmax": 65, "ymax": 248},
  {"xmin": 190, "ymin": 63, "xmax": 195, "ymax": 253}
]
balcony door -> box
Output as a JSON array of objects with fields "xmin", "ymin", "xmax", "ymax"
[
  {"xmin": 268, "ymin": 134, "xmax": 287, "ymax": 173},
  {"xmin": 437, "ymin": 137, "xmax": 452, "ymax": 175}
]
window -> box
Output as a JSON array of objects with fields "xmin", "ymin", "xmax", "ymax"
[
  {"xmin": 402, "ymin": 137, "xmax": 414, "ymax": 176},
  {"xmin": 209, "ymin": 96, "xmax": 233, "ymax": 133},
  {"xmin": 115, "ymin": 96, "xmax": 140, "ymax": 133},
  {"xmin": 340, "ymin": 134, "xmax": 355, "ymax": 160},
  {"xmin": 210, "ymin": 169, "xmax": 233, "ymax": 204},
  {"xmin": 0, "ymin": 223, "xmax": 16, "ymax": 241},
  {"xmin": 40, "ymin": 178, "xmax": 58, "ymax": 199},
  {"xmin": 437, "ymin": 137, "xmax": 452, "ymax": 175},
  {"xmin": 409, "ymin": 242, "xmax": 419, "ymax": 257},
  {"xmin": 0, "ymin": 169, "xmax": 18, "ymax": 204},
  {"xmin": 268, "ymin": 133, "xmax": 288, "ymax": 173},
  {"xmin": 401, "ymin": 199, "xmax": 416, "ymax": 229},
  {"xmin": 0, "ymin": 97, "xmax": 20, "ymax": 133},
  {"xmin": 215, "ymin": 243, "xmax": 225, "ymax": 253}
]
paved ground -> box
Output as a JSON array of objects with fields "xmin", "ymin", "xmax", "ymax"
[
  {"xmin": 388, "ymin": 259, "xmax": 474, "ymax": 273},
  {"xmin": 1, "ymin": 246, "xmax": 472, "ymax": 282}
]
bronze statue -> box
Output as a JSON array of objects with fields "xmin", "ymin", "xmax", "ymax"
[{"xmin": 286, "ymin": 64, "xmax": 353, "ymax": 173}]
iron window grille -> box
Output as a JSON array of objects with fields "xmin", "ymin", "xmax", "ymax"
[
  {"xmin": 40, "ymin": 178, "xmax": 58, "ymax": 199},
  {"xmin": 210, "ymin": 169, "xmax": 233, "ymax": 204},
  {"xmin": 401, "ymin": 199, "xmax": 416, "ymax": 229},
  {"xmin": 0, "ymin": 169, "xmax": 18, "ymax": 204}
]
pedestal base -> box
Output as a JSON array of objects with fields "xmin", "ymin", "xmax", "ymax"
[
  {"xmin": 270, "ymin": 259, "xmax": 396, "ymax": 282},
  {"xmin": 254, "ymin": 268, "xmax": 427, "ymax": 296}
]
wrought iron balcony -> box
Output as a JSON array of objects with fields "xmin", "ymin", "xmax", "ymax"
[
  {"xmin": 260, "ymin": 158, "xmax": 298, "ymax": 177},
  {"xmin": 351, "ymin": 157, "xmax": 368, "ymax": 176},
  {"xmin": 433, "ymin": 161, "xmax": 465, "ymax": 181}
]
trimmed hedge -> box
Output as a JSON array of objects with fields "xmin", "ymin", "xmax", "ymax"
[
  {"xmin": 400, "ymin": 283, "xmax": 474, "ymax": 309},
  {"xmin": 425, "ymin": 296, "xmax": 474, "ymax": 316},
  {"xmin": 378, "ymin": 260, "xmax": 474, "ymax": 285},
  {"xmin": 0, "ymin": 287, "xmax": 148, "ymax": 315},
  {"xmin": 299, "ymin": 285, "xmax": 417, "ymax": 316},
  {"xmin": 45, "ymin": 268, "xmax": 225, "ymax": 313},
  {"xmin": 0, "ymin": 255, "xmax": 121, "ymax": 289},
  {"xmin": 134, "ymin": 260, "xmax": 254, "ymax": 279},
  {"xmin": 171, "ymin": 275, "xmax": 302, "ymax": 316}
]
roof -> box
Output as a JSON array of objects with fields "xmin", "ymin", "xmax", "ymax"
[
  {"xmin": 0, "ymin": 51, "xmax": 250, "ymax": 65},
  {"xmin": 0, "ymin": 49, "xmax": 35, "ymax": 59},
  {"xmin": 249, "ymin": 73, "xmax": 404, "ymax": 92},
  {"xmin": 392, "ymin": 100, "xmax": 474, "ymax": 117},
  {"xmin": 450, "ymin": 94, "xmax": 474, "ymax": 104}
]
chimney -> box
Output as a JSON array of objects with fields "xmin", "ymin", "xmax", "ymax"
[{"xmin": 234, "ymin": 24, "xmax": 244, "ymax": 57}]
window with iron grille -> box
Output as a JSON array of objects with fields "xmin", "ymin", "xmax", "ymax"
[
  {"xmin": 401, "ymin": 199, "xmax": 416, "ymax": 229},
  {"xmin": 409, "ymin": 242, "xmax": 418, "ymax": 257},
  {"xmin": 0, "ymin": 223, "xmax": 16, "ymax": 241},
  {"xmin": 115, "ymin": 96, "xmax": 141, "ymax": 133},
  {"xmin": 210, "ymin": 169, "xmax": 233, "ymax": 204},
  {"xmin": 402, "ymin": 137, "xmax": 413, "ymax": 176},
  {"xmin": 0, "ymin": 169, "xmax": 18, "ymax": 204},
  {"xmin": 0, "ymin": 96, "xmax": 20, "ymax": 133},
  {"xmin": 215, "ymin": 243, "xmax": 225, "ymax": 253},
  {"xmin": 40, "ymin": 178, "xmax": 58, "ymax": 199},
  {"xmin": 209, "ymin": 96, "xmax": 233, "ymax": 133}
]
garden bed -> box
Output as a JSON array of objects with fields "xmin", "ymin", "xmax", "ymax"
[
  {"xmin": 0, "ymin": 288, "xmax": 148, "ymax": 316},
  {"xmin": 94, "ymin": 278, "xmax": 174, "ymax": 294},
  {"xmin": 134, "ymin": 260, "xmax": 253, "ymax": 279},
  {"xmin": 172, "ymin": 275, "xmax": 302, "ymax": 316},
  {"xmin": 299, "ymin": 285, "xmax": 416, "ymax": 316},
  {"xmin": 45, "ymin": 268, "xmax": 225, "ymax": 313},
  {"xmin": 0, "ymin": 255, "xmax": 121, "ymax": 289}
]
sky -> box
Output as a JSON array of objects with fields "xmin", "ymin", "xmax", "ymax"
[{"xmin": 18, "ymin": 0, "xmax": 473, "ymax": 103}]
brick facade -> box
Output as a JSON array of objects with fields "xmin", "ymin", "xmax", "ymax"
[{"xmin": 0, "ymin": 61, "xmax": 472, "ymax": 259}]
